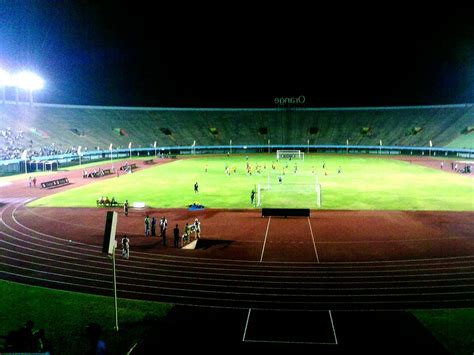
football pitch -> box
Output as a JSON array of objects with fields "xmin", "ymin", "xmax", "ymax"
[{"xmin": 26, "ymin": 154, "xmax": 473, "ymax": 211}]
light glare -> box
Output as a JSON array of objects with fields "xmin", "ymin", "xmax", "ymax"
[
  {"xmin": 0, "ymin": 69, "xmax": 11, "ymax": 86},
  {"xmin": 13, "ymin": 71, "xmax": 45, "ymax": 90}
]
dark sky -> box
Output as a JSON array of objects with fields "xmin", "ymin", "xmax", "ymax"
[{"xmin": 1, "ymin": 2, "xmax": 473, "ymax": 108}]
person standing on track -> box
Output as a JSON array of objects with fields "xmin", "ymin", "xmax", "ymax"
[
  {"xmin": 173, "ymin": 224, "xmax": 180, "ymax": 248},
  {"xmin": 121, "ymin": 235, "xmax": 130, "ymax": 259},
  {"xmin": 144, "ymin": 215, "xmax": 150, "ymax": 237},
  {"xmin": 250, "ymin": 188, "xmax": 256, "ymax": 206},
  {"xmin": 124, "ymin": 200, "xmax": 129, "ymax": 216},
  {"xmin": 151, "ymin": 216, "xmax": 157, "ymax": 237},
  {"xmin": 160, "ymin": 216, "xmax": 168, "ymax": 246},
  {"xmin": 193, "ymin": 218, "xmax": 201, "ymax": 240},
  {"xmin": 182, "ymin": 222, "xmax": 190, "ymax": 245}
]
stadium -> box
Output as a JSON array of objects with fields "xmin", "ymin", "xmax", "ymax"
[{"xmin": 1, "ymin": 100, "xmax": 473, "ymax": 353}]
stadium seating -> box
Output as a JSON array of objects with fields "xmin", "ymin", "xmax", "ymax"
[{"xmin": 1, "ymin": 103, "xmax": 472, "ymax": 161}]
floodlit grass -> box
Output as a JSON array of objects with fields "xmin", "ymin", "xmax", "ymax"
[
  {"xmin": 0, "ymin": 280, "xmax": 171, "ymax": 354},
  {"xmin": 0, "ymin": 281, "xmax": 471, "ymax": 355},
  {"xmin": 413, "ymin": 309, "xmax": 474, "ymax": 355},
  {"xmin": 28, "ymin": 154, "xmax": 474, "ymax": 211}
]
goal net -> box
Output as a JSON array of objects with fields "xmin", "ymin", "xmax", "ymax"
[
  {"xmin": 276, "ymin": 150, "xmax": 304, "ymax": 161},
  {"xmin": 257, "ymin": 173, "xmax": 321, "ymax": 209}
]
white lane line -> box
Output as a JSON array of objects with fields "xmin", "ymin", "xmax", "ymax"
[
  {"xmin": 307, "ymin": 217, "xmax": 320, "ymax": 263},
  {"xmin": 329, "ymin": 310, "xmax": 338, "ymax": 344},
  {"xmin": 242, "ymin": 308, "xmax": 252, "ymax": 341},
  {"xmin": 260, "ymin": 217, "xmax": 271, "ymax": 262}
]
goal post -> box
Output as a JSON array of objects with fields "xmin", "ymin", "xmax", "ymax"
[
  {"xmin": 276, "ymin": 149, "xmax": 304, "ymax": 161},
  {"xmin": 316, "ymin": 181, "xmax": 321, "ymax": 208}
]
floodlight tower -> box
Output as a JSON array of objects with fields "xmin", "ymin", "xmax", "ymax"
[
  {"xmin": 0, "ymin": 69, "xmax": 9, "ymax": 104},
  {"xmin": 14, "ymin": 71, "xmax": 44, "ymax": 106}
]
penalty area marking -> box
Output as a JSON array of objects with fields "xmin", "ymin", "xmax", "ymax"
[{"xmin": 242, "ymin": 308, "xmax": 338, "ymax": 345}]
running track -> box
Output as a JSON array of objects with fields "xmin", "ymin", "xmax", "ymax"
[{"xmin": 1, "ymin": 196, "xmax": 474, "ymax": 311}]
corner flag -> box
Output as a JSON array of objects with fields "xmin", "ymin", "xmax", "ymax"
[
  {"xmin": 21, "ymin": 149, "xmax": 27, "ymax": 160},
  {"xmin": 109, "ymin": 143, "xmax": 113, "ymax": 151}
]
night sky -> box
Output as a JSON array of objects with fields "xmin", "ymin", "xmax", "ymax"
[{"xmin": 1, "ymin": 2, "xmax": 473, "ymax": 108}]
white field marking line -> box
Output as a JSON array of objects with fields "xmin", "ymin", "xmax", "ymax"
[
  {"xmin": 260, "ymin": 217, "xmax": 271, "ymax": 262},
  {"xmin": 242, "ymin": 308, "xmax": 251, "ymax": 341},
  {"xmin": 3, "ymin": 254, "xmax": 474, "ymax": 293},
  {"xmin": 242, "ymin": 310, "xmax": 333, "ymax": 345},
  {"xmin": 3, "ymin": 236, "xmax": 474, "ymax": 281},
  {"xmin": 10, "ymin": 202, "xmax": 474, "ymax": 264},
  {"xmin": 1, "ymin": 225, "xmax": 472, "ymax": 279},
  {"xmin": 312, "ymin": 236, "xmax": 471, "ymax": 244},
  {"xmin": 243, "ymin": 339, "xmax": 336, "ymax": 345},
  {"xmin": 9, "ymin": 203, "xmax": 101, "ymax": 247},
  {"xmin": 5, "ymin": 261, "xmax": 474, "ymax": 299},
  {"xmin": 5, "ymin": 262, "xmax": 474, "ymax": 304},
  {"xmin": 6, "ymin": 204, "xmax": 474, "ymax": 272},
  {"xmin": 1, "ymin": 221, "xmax": 98, "ymax": 252},
  {"xmin": 329, "ymin": 310, "xmax": 338, "ymax": 345},
  {"xmin": 307, "ymin": 217, "xmax": 320, "ymax": 263},
  {"xmin": 0, "ymin": 229, "xmax": 109, "ymax": 261},
  {"xmin": 18, "ymin": 203, "xmax": 110, "ymax": 234},
  {"xmin": 3, "ymin": 269, "xmax": 473, "ymax": 307}
]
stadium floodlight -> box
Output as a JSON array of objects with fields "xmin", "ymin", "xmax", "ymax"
[
  {"xmin": 13, "ymin": 71, "xmax": 44, "ymax": 105},
  {"xmin": 0, "ymin": 69, "xmax": 10, "ymax": 104},
  {"xmin": 13, "ymin": 71, "xmax": 44, "ymax": 90},
  {"xmin": 0, "ymin": 68, "xmax": 11, "ymax": 86},
  {"xmin": 78, "ymin": 146, "xmax": 82, "ymax": 165}
]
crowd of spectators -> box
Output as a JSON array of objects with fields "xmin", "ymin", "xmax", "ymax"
[
  {"xmin": 2, "ymin": 320, "xmax": 52, "ymax": 353},
  {"xmin": 0, "ymin": 127, "xmax": 28, "ymax": 160},
  {"xmin": 0, "ymin": 127, "xmax": 86, "ymax": 160},
  {"xmin": 2, "ymin": 320, "xmax": 108, "ymax": 354}
]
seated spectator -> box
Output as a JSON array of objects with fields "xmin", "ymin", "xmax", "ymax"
[
  {"xmin": 15, "ymin": 320, "xmax": 36, "ymax": 352},
  {"xmin": 104, "ymin": 197, "xmax": 110, "ymax": 206},
  {"xmin": 111, "ymin": 196, "xmax": 116, "ymax": 206},
  {"xmin": 33, "ymin": 328, "xmax": 52, "ymax": 354},
  {"xmin": 85, "ymin": 323, "xmax": 106, "ymax": 355}
]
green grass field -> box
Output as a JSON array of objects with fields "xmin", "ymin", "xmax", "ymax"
[
  {"xmin": 1, "ymin": 280, "xmax": 472, "ymax": 355},
  {"xmin": 3, "ymin": 154, "xmax": 474, "ymax": 353},
  {"xmin": 0, "ymin": 280, "xmax": 171, "ymax": 354},
  {"xmin": 27, "ymin": 154, "xmax": 474, "ymax": 211}
]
